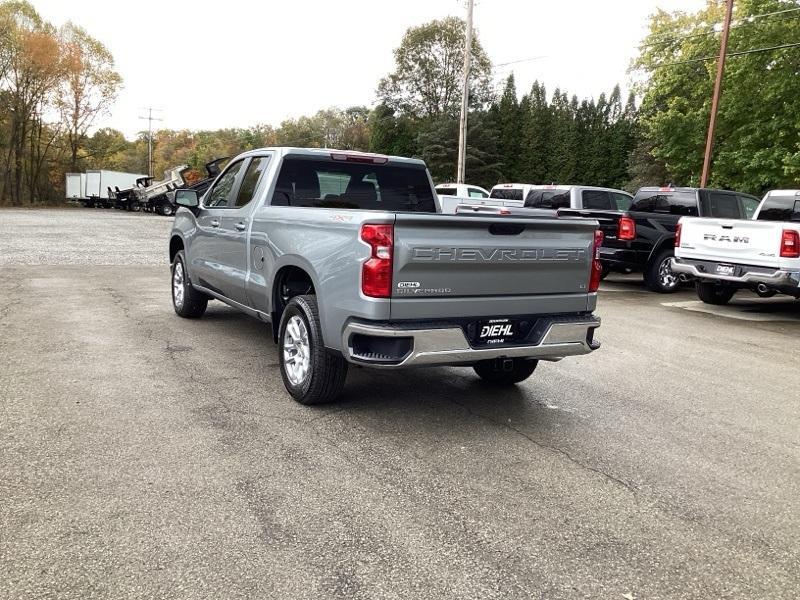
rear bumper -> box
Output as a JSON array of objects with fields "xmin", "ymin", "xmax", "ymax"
[
  {"xmin": 341, "ymin": 315, "xmax": 601, "ymax": 368},
  {"xmin": 671, "ymin": 257, "xmax": 800, "ymax": 288}
]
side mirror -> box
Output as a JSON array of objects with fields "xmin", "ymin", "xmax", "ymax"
[{"xmin": 174, "ymin": 189, "xmax": 199, "ymax": 208}]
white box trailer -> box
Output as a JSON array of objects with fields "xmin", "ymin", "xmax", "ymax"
[
  {"xmin": 65, "ymin": 173, "xmax": 87, "ymax": 201},
  {"xmin": 84, "ymin": 170, "xmax": 147, "ymax": 207}
]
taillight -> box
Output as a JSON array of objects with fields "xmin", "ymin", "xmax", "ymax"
[
  {"xmin": 780, "ymin": 229, "xmax": 800, "ymax": 258},
  {"xmin": 675, "ymin": 222, "xmax": 682, "ymax": 248},
  {"xmin": 618, "ymin": 216, "xmax": 636, "ymax": 241},
  {"xmin": 588, "ymin": 229, "xmax": 604, "ymax": 292},
  {"xmin": 360, "ymin": 224, "xmax": 394, "ymax": 297}
]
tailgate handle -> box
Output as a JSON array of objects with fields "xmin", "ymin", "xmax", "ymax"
[
  {"xmin": 721, "ymin": 225, "xmax": 733, "ymax": 229},
  {"xmin": 488, "ymin": 224, "xmax": 524, "ymax": 236}
]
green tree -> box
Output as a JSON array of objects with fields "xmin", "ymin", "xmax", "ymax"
[
  {"xmin": 377, "ymin": 16, "xmax": 493, "ymax": 119},
  {"xmin": 634, "ymin": 0, "xmax": 800, "ymax": 194}
]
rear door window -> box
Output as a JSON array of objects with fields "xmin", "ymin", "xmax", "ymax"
[
  {"xmin": 468, "ymin": 187, "xmax": 488, "ymax": 198},
  {"xmin": 611, "ymin": 192, "xmax": 633, "ymax": 210},
  {"xmin": 705, "ymin": 191, "xmax": 741, "ymax": 218},
  {"xmin": 526, "ymin": 189, "xmax": 571, "ymax": 209},
  {"xmin": 738, "ymin": 195, "xmax": 759, "ymax": 219},
  {"xmin": 270, "ymin": 156, "xmax": 436, "ymax": 212},
  {"xmin": 581, "ymin": 190, "xmax": 613, "ymax": 210},
  {"xmin": 490, "ymin": 188, "xmax": 524, "ymax": 201},
  {"xmin": 757, "ymin": 195, "xmax": 800, "ymax": 221}
]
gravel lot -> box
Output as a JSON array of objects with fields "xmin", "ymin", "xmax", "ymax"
[{"xmin": 1, "ymin": 209, "xmax": 798, "ymax": 599}]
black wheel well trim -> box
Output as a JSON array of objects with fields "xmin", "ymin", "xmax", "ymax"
[
  {"xmin": 271, "ymin": 265, "xmax": 316, "ymax": 342},
  {"xmin": 647, "ymin": 235, "xmax": 676, "ymax": 264},
  {"xmin": 169, "ymin": 235, "xmax": 185, "ymax": 264}
]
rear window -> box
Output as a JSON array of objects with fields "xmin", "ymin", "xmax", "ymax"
[
  {"xmin": 757, "ymin": 195, "xmax": 800, "ymax": 221},
  {"xmin": 705, "ymin": 191, "xmax": 741, "ymax": 219},
  {"xmin": 436, "ymin": 187, "xmax": 458, "ymax": 196},
  {"xmin": 270, "ymin": 157, "xmax": 436, "ymax": 212},
  {"xmin": 525, "ymin": 189, "xmax": 570, "ymax": 209},
  {"xmin": 490, "ymin": 188, "xmax": 524, "ymax": 201},
  {"xmin": 631, "ymin": 190, "xmax": 698, "ymax": 216}
]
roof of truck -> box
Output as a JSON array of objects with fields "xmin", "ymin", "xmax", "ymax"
[{"xmin": 235, "ymin": 147, "xmax": 427, "ymax": 167}]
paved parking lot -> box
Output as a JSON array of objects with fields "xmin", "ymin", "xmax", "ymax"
[{"xmin": 1, "ymin": 209, "xmax": 798, "ymax": 600}]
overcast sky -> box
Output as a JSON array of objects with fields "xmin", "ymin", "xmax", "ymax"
[{"xmin": 32, "ymin": 0, "xmax": 704, "ymax": 139}]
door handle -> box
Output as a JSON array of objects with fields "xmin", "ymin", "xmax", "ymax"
[
  {"xmin": 234, "ymin": 222, "xmax": 246, "ymax": 232},
  {"xmin": 210, "ymin": 219, "xmax": 220, "ymax": 228}
]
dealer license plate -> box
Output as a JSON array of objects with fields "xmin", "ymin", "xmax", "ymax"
[{"xmin": 715, "ymin": 264, "xmax": 736, "ymax": 276}]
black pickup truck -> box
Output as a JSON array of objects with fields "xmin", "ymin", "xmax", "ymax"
[{"xmin": 559, "ymin": 187, "xmax": 760, "ymax": 293}]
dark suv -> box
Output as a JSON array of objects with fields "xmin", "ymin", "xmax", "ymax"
[{"xmin": 559, "ymin": 187, "xmax": 760, "ymax": 292}]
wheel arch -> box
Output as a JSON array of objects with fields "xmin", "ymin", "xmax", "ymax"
[
  {"xmin": 647, "ymin": 234, "xmax": 677, "ymax": 264},
  {"xmin": 270, "ymin": 261, "xmax": 319, "ymax": 342},
  {"xmin": 169, "ymin": 234, "xmax": 184, "ymax": 264}
]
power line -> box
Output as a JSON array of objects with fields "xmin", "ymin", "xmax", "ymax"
[
  {"xmin": 493, "ymin": 55, "xmax": 548, "ymax": 68},
  {"xmin": 641, "ymin": 5, "xmax": 800, "ymax": 48},
  {"xmin": 651, "ymin": 40, "xmax": 800, "ymax": 68}
]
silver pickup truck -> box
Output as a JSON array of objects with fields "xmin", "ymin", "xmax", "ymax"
[{"xmin": 169, "ymin": 148, "xmax": 603, "ymax": 404}]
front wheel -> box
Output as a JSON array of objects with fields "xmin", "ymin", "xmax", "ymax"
[
  {"xmin": 160, "ymin": 203, "xmax": 174, "ymax": 216},
  {"xmin": 473, "ymin": 358, "xmax": 538, "ymax": 385},
  {"xmin": 695, "ymin": 281, "xmax": 736, "ymax": 305},
  {"xmin": 278, "ymin": 295, "xmax": 348, "ymax": 405},
  {"xmin": 644, "ymin": 250, "xmax": 681, "ymax": 293},
  {"xmin": 171, "ymin": 250, "xmax": 207, "ymax": 318}
]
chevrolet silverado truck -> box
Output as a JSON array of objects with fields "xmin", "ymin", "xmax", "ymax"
[
  {"xmin": 168, "ymin": 148, "xmax": 603, "ymax": 404},
  {"xmin": 672, "ymin": 189, "xmax": 800, "ymax": 304},
  {"xmin": 559, "ymin": 186, "xmax": 760, "ymax": 293}
]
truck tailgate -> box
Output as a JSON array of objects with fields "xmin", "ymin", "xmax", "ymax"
[
  {"xmin": 677, "ymin": 217, "xmax": 786, "ymax": 268},
  {"xmin": 557, "ymin": 209, "xmax": 622, "ymax": 240},
  {"xmin": 390, "ymin": 213, "xmax": 597, "ymax": 319}
]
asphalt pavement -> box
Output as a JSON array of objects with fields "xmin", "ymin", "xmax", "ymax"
[{"xmin": 1, "ymin": 209, "xmax": 798, "ymax": 599}]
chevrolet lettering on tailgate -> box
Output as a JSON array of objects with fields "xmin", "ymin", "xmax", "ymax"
[{"xmin": 411, "ymin": 247, "xmax": 587, "ymax": 262}]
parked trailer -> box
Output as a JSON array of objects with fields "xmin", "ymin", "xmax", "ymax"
[
  {"xmin": 65, "ymin": 173, "xmax": 87, "ymax": 202},
  {"xmin": 83, "ymin": 170, "xmax": 147, "ymax": 208}
]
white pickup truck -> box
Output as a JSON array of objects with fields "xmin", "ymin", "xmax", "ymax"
[{"xmin": 672, "ymin": 190, "xmax": 800, "ymax": 304}]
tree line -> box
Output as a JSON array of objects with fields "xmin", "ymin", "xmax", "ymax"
[{"xmin": 2, "ymin": 0, "xmax": 798, "ymax": 206}]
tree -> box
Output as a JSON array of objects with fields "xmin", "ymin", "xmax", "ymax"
[
  {"xmin": 0, "ymin": 1, "xmax": 63, "ymax": 205},
  {"xmin": 377, "ymin": 16, "xmax": 493, "ymax": 119},
  {"xmin": 57, "ymin": 22, "xmax": 121, "ymax": 171},
  {"xmin": 633, "ymin": 0, "xmax": 800, "ymax": 194}
]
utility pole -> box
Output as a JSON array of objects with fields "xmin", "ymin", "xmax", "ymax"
[
  {"xmin": 700, "ymin": 0, "xmax": 734, "ymax": 187},
  {"xmin": 138, "ymin": 107, "xmax": 163, "ymax": 178},
  {"xmin": 456, "ymin": 0, "xmax": 474, "ymax": 184}
]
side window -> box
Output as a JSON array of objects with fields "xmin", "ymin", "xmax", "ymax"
[
  {"xmin": 468, "ymin": 188, "xmax": 488, "ymax": 198},
  {"xmin": 611, "ymin": 192, "xmax": 633, "ymax": 210},
  {"xmin": 205, "ymin": 160, "xmax": 245, "ymax": 208},
  {"xmin": 706, "ymin": 192, "xmax": 741, "ymax": 219},
  {"xmin": 581, "ymin": 190, "xmax": 613, "ymax": 210},
  {"xmin": 234, "ymin": 156, "xmax": 270, "ymax": 208},
  {"xmin": 526, "ymin": 190, "xmax": 570, "ymax": 208},
  {"xmin": 738, "ymin": 195, "xmax": 759, "ymax": 219},
  {"xmin": 630, "ymin": 194, "xmax": 657, "ymax": 212}
]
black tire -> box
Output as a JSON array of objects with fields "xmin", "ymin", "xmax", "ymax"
[
  {"xmin": 160, "ymin": 204, "xmax": 174, "ymax": 216},
  {"xmin": 600, "ymin": 265, "xmax": 611, "ymax": 281},
  {"xmin": 695, "ymin": 281, "xmax": 736, "ymax": 305},
  {"xmin": 171, "ymin": 250, "xmax": 207, "ymax": 318},
  {"xmin": 473, "ymin": 358, "xmax": 538, "ymax": 385},
  {"xmin": 644, "ymin": 249, "xmax": 680, "ymax": 293},
  {"xmin": 278, "ymin": 295, "xmax": 348, "ymax": 405}
]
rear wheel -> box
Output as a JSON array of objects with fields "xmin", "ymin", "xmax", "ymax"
[
  {"xmin": 695, "ymin": 281, "xmax": 736, "ymax": 305},
  {"xmin": 278, "ymin": 295, "xmax": 348, "ymax": 405},
  {"xmin": 644, "ymin": 250, "xmax": 680, "ymax": 293},
  {"xmin": 160, "ymin": 203, "xmax": 174, "ymax": 216},
  {"xmin": 473, "ymin": 358, "xmax": 538, "ymax": 385},
  {"xmin": 171, "ymin": 250, "xmax": 207, "ymax": 318}
]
